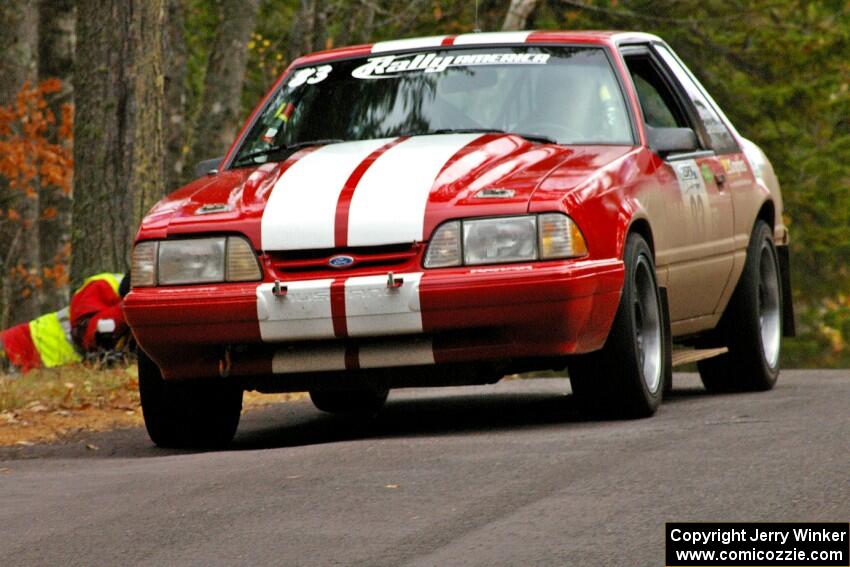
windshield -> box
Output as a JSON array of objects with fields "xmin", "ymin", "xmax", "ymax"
[{"xmin": 231, "ymin": 46, "xmax": 633, "ymax": 167}]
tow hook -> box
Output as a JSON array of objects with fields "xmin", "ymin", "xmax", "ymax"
[
  {"xmin": 218, "ymin": 346, "xmax": 232, "ymax": 378},
  {"xmin": 272, "ymin": 279, "xmax": 288, "ymax": 298},
  {"xmin": 387, "ymin": 272, "xmax": 403, "ymax": 289}
]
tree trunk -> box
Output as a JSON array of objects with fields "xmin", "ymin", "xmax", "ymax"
[
  {"xmin": 501, "ymin": 0, "xmax": 541, "ymax": 30},
  {"xmin": 130, "ymin": 0, "xmax": 166, "ymax": 229},
  {"xmin": 71, "ymin": 0, "xmax": 166, "ymax": 289},
  {"xmin": 0, "ymin": 2, "xmax": 41, "ymax": 325},
  {"xmin": 0, "ymin": 2, "xmax": 39, "ymax": 105},
  {"xmin": 285, "ymin": 0, "xmax": 314, "ymax": 64},
  {"xmin": 38, "ymin": 0, "xmax": 75, "ymax": 313},
  {"xmin": 163, "ymin": 0, "xmax": 188, "ymax": 191},
  {"xmin": 187, "ymin": 0, "xmax": 260, "ymax": 171}
]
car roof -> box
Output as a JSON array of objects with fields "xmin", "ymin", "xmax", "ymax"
[{"xmin": 292, "ymin": 30, "xmax": 664, "ymax": 66}]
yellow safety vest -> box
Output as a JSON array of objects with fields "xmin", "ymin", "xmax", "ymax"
[
  {"xmin": 27, "ymin": 273, "xmax": 123, "ymax": 368},
  {"xmin": 28, "ymin": 307, "xmax": 81, "ymax": 368},
  {"xmin": 76, "ymin": 272, "xmax": 123, "ymax": 296}
]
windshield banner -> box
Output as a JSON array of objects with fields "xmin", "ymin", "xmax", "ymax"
[{"xmin": 352, "ymin": 52, "xmax": 551, "ymax": 79}]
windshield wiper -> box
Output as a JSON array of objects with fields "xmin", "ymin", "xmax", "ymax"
[
  {"xmin": 231, "ymin": 138, "xmax": 344, "ymax": 167},
  {"xmin": 400, "ymin": 128, "xmax": 559, "ymax": 145}
]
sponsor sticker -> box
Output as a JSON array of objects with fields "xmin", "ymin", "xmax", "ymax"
[
  {"xmin": 672, "ymin": 159, "xmax": 710, "ymax": 235},
  {"xmin": 352, "ymin": 52, "xmax": 551, "ymax": 79},
  {"xmin": 720, "ymin": 157, "xmax": 748, "ymax": 175}
]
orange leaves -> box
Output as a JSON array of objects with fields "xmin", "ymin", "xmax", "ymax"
[
  {"xmin": 0, "ymin": 78, "xmax": 74, "ymax": 229},
  {"xmin": 38, "ymin": 78, "xmax": 62, "ymax": 96},
  {"xmin": 1, "ymin": 80, "xmax": 74, "ymax": 306},
  {"xmin": 0, "ymin": 80, "xmax": 73, "ymax": 198},
  {"xmin": 59, "ymin": 103, "xmax": 73, "ymax": 143},
  {"xmin": 43, "ymin": 263, "xmax": 69, "ymax": 289}
]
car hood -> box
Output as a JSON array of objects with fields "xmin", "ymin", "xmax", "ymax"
[{"xmin": 140, "ymin": 134, "xmax": 633, "ymax": 250}]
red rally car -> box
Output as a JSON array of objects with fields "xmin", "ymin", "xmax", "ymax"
[{"xmin": 124, "ymin": 31, "xmax": 794, "ymax": 448}]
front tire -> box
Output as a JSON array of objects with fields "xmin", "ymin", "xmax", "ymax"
[
  {"xmin": 138, "ymin": 350, "xmax": 243, "ymax": 448},
  {"xmin": 309, "ymin": 388, "xmax": 389, "ymax": 415},
  {"xmin": 569, "ymin": 233, "xmax": 669, "ymax": 418},
  {"xmin": 698, "ymin": 220, "xmax": 781, "ymax": 392}
]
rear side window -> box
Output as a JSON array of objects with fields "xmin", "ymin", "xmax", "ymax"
[{"xmin": 653, "ymin": 45, "xmax": 739, "ymax": 154}]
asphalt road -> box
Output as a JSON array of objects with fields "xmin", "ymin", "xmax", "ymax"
[{"xmin": 1, "ymin": 370, "xmax": 848, "ymax": 566}]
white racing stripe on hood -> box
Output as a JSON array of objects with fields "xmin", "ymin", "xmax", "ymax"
[
  {"xmin": 346, "ymin": 134, "xmax": 481, "ymax": 246},
  {"xmin": 261, "ymin": 138, "xmax": 394, "ymax": 250}
]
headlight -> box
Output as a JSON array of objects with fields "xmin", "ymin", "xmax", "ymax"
[
  {"xmin": 131, "ymin": 236, "xmax": 261, "ymax": 287},
  {"xmin": 423, "ymin": 214, "xmax": 587, "ymax": 268},
  {"xmin": 463, "ymin": 216, "xmax": 537, "ymax": 265},
  {"xmin": 158, "ymin": 237, "xmax": 226, "ymax": 285}
]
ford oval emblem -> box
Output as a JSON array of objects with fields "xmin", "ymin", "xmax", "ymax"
[{"xmin": 328, "ymin": 255, "xmax": 355, "ymax": 268}]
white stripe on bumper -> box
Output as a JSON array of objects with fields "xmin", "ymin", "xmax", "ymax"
[
  {"xmin": 345, "ymin": 273, "xmax": 423, "ymax": 336},
  {"xmin": 270, "ymin": 337, "xmax": 434, "ymax": 374},
  {"xmin": 272, "ymin": 344, "xmax": 346, "ymax": 374},
  {"xmin": 359, "ymin": 337, "xmax": 434, "ymax": 368},
  {"xmin": 257, "ymin": 279, "xmax": 334, "ymax": 341},
  {"xmin": 257, "ymin": 273, "xmax": 424, "ymax": 342}
]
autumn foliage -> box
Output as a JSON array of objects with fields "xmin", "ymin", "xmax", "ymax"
[{"xmin": 0, "ymin": 80, "xmax": 73, "ymax": 325}]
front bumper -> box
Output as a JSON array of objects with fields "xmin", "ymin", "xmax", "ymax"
[{"xmin": 124, "ymin": 259, "xmax": 624, "ymax": 380}]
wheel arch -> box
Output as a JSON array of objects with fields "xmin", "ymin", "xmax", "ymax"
[
  {"xmin": 755, "ymin": 198, "xmax": 775, "ymax": 231},
  {"xmin": 625, "ymin": 216, "xmax": 655, "ymax": 258}
]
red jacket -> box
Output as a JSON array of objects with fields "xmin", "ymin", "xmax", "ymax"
[
  {"xmin": 70, "ymin": 278, "xmax": 127, "ymax": 352},
  {"xmin": 0, "ymin": 323, "xmax": 41, "ymax": 373}
]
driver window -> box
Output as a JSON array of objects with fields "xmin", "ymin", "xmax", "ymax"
[{"xmin": 624, "ymin": 55, "xmax": 689, "ymax": 130}]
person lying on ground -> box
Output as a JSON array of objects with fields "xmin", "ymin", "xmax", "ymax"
[{"xmin": 0, "ymin": 272, "xmax": 131, "ymax": 375}]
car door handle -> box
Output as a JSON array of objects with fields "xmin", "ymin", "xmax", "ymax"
[{"xmin": 715, "ymin": 172, "xmax": 726, "ymax": 189}]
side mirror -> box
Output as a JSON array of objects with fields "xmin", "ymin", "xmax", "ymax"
[
  {"xmin": 194, "ymin": 156, "xmax": 224, "ymax": 178},
  {"xmin": 647, "ymin": 127, "xmax": 699, "ymax": 156}
]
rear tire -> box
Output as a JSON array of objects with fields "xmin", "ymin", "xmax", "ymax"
[
  {"xmin": 698, "ymin": 220, "xmax": 781, "ymax": 392},
  {"xmin": 309, "ymin": 388, "xmax": 389, "ymax": 415},
  {"xmin": 569, "ymin": 233, "xmax": 669, "ymax": 418},
  {"xmin": 138, "ymin": 350, "xmax": 242, "ymax": 448}
]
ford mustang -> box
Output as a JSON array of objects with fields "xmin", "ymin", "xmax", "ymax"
[{"xmin": 124, "ymin": 31, "xmax": 794, "ymax": 448}]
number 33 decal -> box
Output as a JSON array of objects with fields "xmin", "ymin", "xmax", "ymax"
[{"xmin": 288, "ymin": 65, "xmax": 332, "ymax": 88}]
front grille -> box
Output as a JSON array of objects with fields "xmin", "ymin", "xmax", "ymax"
[{"xmin": 267, "ymin": 243, "xmax": 422, "ymax": 273}]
